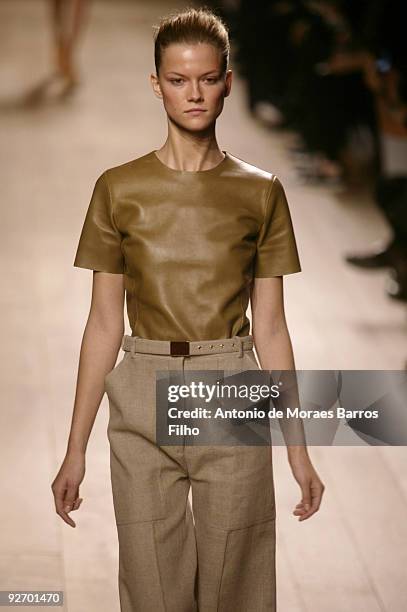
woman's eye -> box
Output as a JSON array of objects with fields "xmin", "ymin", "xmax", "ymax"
[{"xmin": 170, "ymin": 77, "xmax": 217, "ymax": 84}]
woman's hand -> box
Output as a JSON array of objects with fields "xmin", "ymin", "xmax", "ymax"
[
  {"xmin": 51, "ymin": 450, "xmax": 85, "ymax": 528},
  {"xmin": 287, "ymin": 448, "xmax": 325, "ymax": 521}
]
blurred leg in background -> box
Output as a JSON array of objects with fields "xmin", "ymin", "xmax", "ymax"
[
  {"xmin": 23, "ymin": 0, "xmax": 90, "ymax": 105},
  {"xmin": 51, "ymin": 0, "xmax": 89, "ymax": 93}
]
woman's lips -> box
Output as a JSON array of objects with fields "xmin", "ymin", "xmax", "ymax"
[{"xmin": 185, "ymin": 109, "xmax": 206, "ymax": 115}]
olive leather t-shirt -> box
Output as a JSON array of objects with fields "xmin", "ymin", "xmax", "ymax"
[{"xmin": 73, "ymin": 150, "xmax": 301, "ymax": 341}]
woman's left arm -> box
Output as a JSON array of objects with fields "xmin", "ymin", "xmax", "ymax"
[{"xmin": 250, "ymin": 276, "xmax": 325, "ymax": 521}]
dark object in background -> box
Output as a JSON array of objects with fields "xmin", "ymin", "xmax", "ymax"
[
  {"xmin": 345, "ymin": 175, "xmax": 407, "ymax": 302},
  {"xmin": 345, "ymin": 237, "xmax": 404, "ymax": 270}
]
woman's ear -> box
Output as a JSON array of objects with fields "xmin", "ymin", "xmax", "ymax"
[
  {"xmin": 150, "ymin": 73, "xmax": 163, "ymax": 99},
  {"xmin": 224, "ymin": 69, "xmax": 233, "ymax": 97}
]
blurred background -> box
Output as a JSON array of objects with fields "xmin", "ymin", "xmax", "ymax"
[{"xmin": 1, "ymin": 1, "xmax": 406, "ymax": 610}]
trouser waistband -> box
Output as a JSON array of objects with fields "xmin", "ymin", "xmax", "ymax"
[{"xmin": 121, "ymin": 334, "xmax": 253, "ymax": 357}]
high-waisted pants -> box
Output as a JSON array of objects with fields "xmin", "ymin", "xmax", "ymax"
[{"xmin": 104, "ymin": 333, "xmax": 276, "ymax": 612}]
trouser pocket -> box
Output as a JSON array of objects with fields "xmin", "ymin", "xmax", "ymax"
[{"xmin": 106, "ymin": 352, "xmax": 168, "ymax": 525}]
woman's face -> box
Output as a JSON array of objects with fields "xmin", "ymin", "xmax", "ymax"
[{"xmin": 152, "ymin": 42, "xmax": 231, "ymax": 132}]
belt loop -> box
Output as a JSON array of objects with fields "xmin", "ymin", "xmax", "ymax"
[
  {"xmin": 130, "ymin": 336, "xmax": 139, "ymax": 359},
  {"xmin": 232, "ymin": 335, "xmax": 244, "ymax": 358}
]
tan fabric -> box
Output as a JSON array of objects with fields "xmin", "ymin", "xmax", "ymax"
[
  {"xmin": 105, "ymin": 334, "xmax": 276, "ymax": 611},
  {"xmin": 120, "ymin": 333, "xmax": 254, "ymax": 356},
  {"xmin": 73, "ymin": 150, "xmax": 301, "ymax": 341}
]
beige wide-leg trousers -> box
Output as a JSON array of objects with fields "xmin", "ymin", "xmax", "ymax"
[{"xmin": 104, "ymin": 334, "xmax": 276, "ymax": 612}]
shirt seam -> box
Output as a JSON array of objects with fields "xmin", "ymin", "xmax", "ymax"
[
  {"xmin": 103, "ymin": 170, "xmax": 120, "ymax": 233},
  {"xmin": 257, "ymin": 174, "xmax": 276, "ymax": 243},
  {"xmin": 253, "ymin": 174, "xmax": 276, "ymax": 276},
  {"xmin": 103, "ymin": 169, "xmax": 126, "ymax": 273}
]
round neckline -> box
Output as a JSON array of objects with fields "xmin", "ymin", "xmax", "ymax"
[{"xmin": 151, "ymin": 149, "xmax": 229, "ymax": 174}]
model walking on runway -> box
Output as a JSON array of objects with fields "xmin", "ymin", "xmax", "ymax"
[{"xmin": 52, "ymin": 7, "xmax": 324, "ymax": 611}]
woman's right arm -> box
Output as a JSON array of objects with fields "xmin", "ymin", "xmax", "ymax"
[{"xmin": 51, "ymin": 271, "xmax": 125, "ymax": 527}]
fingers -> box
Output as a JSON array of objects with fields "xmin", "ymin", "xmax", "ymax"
[
  {"xmin": 293, "ymin": 500, "xmax": 311, "ymax": 520},
  {"xmin": 53, "ymin": 490, "xmax": 77, "ymax": 527},
  {"xmin": 63, "ymin": 486, "xmax": 78, "ymax": 513},
  {"xmin": 67, "ymin": 497, "xmax": 83, "ymax": 512},
  {"xmin": 71, "ymin": 497, "xmax": 83, "ymax": 511},
  {"xmin": 52, "ymin": 480, "xmax": 83, "ymax": 528},
  {"xmin": 293, "ymin": 480, "xmax": 325, "ymax": 521}
]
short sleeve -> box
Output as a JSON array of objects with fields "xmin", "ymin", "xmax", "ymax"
[
  {"xmin": 73, "ymin": 171, "xmax": 125, "ymax": 274},
  {"xmin": 253, "ymin": 175, "xmax": 302, "ymax": 278}
]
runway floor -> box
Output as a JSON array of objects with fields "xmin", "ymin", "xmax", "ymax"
[{"xmin": 1, "ymin": 1, "xmax": 406, "ymax": 610}]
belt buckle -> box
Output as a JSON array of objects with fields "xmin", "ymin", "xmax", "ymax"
[{"xmin": 170, "ymin": 341, "xmax": 190, "ymax": 356}]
